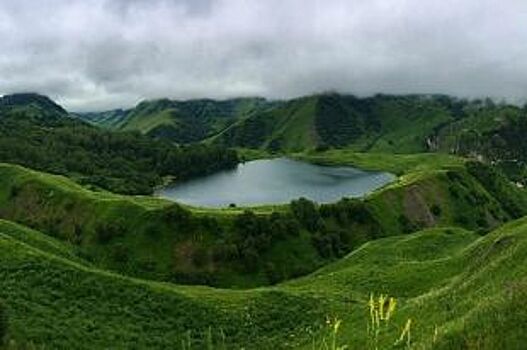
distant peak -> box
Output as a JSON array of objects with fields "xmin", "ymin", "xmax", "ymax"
[{"xmin": 0, "ymin": 93, "xmax": 67, "ymax": 115}]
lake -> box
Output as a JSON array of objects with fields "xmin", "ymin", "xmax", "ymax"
[{"xmin": 156, "ymin": 158, "xmax": 396, "ymax": 208}]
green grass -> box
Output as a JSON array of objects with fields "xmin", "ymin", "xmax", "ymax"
[
  {"xmin": 0, "ymin": 154, "xmax": 522, "ymax": 290},
  {"xmin": 0, "ymin": 148, "xmax": 524, "ymax": 347},
  {"xmin": 296, "ymin": 150, "xmax": 465, "ymax": 176},
  {"xmin": 235, "ymin": 148, "xmax": 276, "ymax": 161},
  {"xmin": 3, "ymin": 217, "xmax": 527, "ymax": 349},
  {"xmin": 364, "ymin": 98, "xmax": 454, "ymax": 153},
  {"xmin": 211, "ymin": 94, "xmax": 469, "ymax": 154},
  {"xmin": 122, "ymin": 108, "xmax": 180, "ymax": 133},
  {"xmin": 0, "ymin": 163, "xmax": 322, "ymax": 288},
  {"xmin": 266, "ymin": 97, "xmax": 319, "ymax": 152}
]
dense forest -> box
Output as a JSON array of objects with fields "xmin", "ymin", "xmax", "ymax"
[{"xmin": 0, "ymin": 94, "xmax": 239, "ymax": 194}]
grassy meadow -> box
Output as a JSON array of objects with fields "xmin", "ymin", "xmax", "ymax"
[{"xmin": 2, "ymin": 217, "xmax": 527, "ymax": 349}]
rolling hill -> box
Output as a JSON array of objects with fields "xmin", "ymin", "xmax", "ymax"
[
  {"xmin": 3, "ymin": 92, "xmax": 527, "ymax": 349},
  {"xmin": 75, "ymin": 93, "xmax": 527, "ymax": 184},
  {"xmin": 0, "ymin": 92, "xmax": 68, "ymax": 119},
  {"xmin": 77, "ymin": 93, "xmax": 462, "ymax": 152},
  {"xmin": 211, "ymin": 93, "xmax": 464, "ymax": 153},
  {"xmin": 0, "ymin": 149, "xmax": 525, "ymax": 290},
  {"xmin": 0, "ymin": 93, "xmax": 238, "ymax": 195},
  {"xmin": 73, "ymin": 109, "xmax": 129, "ymax": 129},
  {"xmin": 2, "ymin": 213, "xmax": 527, "ymax": 349},
  {"xmin": 77, "ymin": 97, "xmax": 277, "ymax": 144}
]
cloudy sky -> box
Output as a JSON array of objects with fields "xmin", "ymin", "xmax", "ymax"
[{"xmin": 1, "ymin": 0, "xmax": 527, "ymax": 111}]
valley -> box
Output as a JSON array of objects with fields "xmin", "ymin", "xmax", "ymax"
[
  {"xmin": 1, "ymin": 93, "xmax": 527, "ymax": 349},
  {"xmin": 3, "ymin": 2, "xmax": 526, "ymax": 348}
]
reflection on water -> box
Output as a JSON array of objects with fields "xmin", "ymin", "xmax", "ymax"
[{"xmin": 156, "ymin": 158, "xmax": 396, "ymax": 208}]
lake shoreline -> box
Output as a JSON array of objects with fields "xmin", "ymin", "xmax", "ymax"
[{"xmin": 156, "ymin": 157, "xmax": 396, "ymax": 208}]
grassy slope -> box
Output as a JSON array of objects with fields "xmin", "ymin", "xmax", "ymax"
[
  {"xmin": 73, "ymin": 109, "xmax": 129, "ymax": 129},
  {"xmin": 118, "ymin": 98, "xmax": 274, "ymax": 143},
  {"xmin": 122, "ymin": 108, "xmax": 179, "ymax": 133},
  {"xmin": 3, "ymin": 217, "xmax": 527, "ymax": 349},
  {"xmin": 0, "ymin": 151, "xmax": 524, "ymax": 289},
  {"xmin": 266, "ymin": 97, "xmax": 319, "ymax": 151},
  {"xmin": 213, "ymin": 94, "xmax": 459, "ymax": 154},
  {"xmin": 0, "ymin": 163, "xmax": 324, "ymax": 287},
  {"xmin": 364, "ymin": 97, "xmax": 453, "ymax": 153},
  {"xmin": 0, "ymin": 219, "xmax": 326, "ymax": 349},
  {"xmin": 296, "ymin": 150, "xmax": 465, "ymax": 176},
  {"xmin": 208, "ymin": 97, "xmax": 320, "ymax": 152},
  {"xmin": 433, "ymin": 104, "xmax": 521, "ymax": 153}
]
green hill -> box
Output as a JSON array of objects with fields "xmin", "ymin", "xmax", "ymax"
[
  {"xmin": 73, "ymin": 109, "xmax": 129, "ymax": 129},
  {"xmin": 212, "ymin": 94, "xmax": 460, "ymax": 153},
  {"xmin": 0, "ymin": 94, "xmax": 238, "ymax": 195},
  {"xmin": 78, "ymin": 93, "xmax": 466, "ymax": 153},
  {"xmin": 0, "ymin": 93, "xmax": 67, "ymax": 120},
  {"xmin": 210, "ymin": 95, "xmax": 320, "ymax": 152},
  {"xmin": 429, "ymin": 101, "xmax": 527, "ymax": 183},
  {"xmin": 4, "ymin": 92, "xmax": 527, "ymax": 349},
  {"xmin": 0, "ymin": 150, "xmax": 524, "ymax": 290},
  {"xmin": 75, "ymin": 93, "xmax": 527, "ymax": 184},
  {"xmin": 2, "ymin": 213, "xmax": 527, "ymax": 349},
  {"xmin": 106, "ymin": 97, "xmax": 275, "ymax": 143}
]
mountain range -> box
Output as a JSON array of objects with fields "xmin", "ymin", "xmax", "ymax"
[{"xmin": 1, "ymin": 91, "xmax": 527, "ymax": 348}]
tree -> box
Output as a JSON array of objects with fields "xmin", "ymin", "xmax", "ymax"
[{"xmin": 290, "ymin": 197, "xmax": 322, "ymax": 232}]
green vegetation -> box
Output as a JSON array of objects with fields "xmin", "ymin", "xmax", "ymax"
[
  {"xmin": 77, "ymin": 93, "xmax": 527, "ymax": 186},
  {"xmin": 0, "ymin": 154, "xmax": 524, "ymax": 290},
  {"xmin": 213, "ymin": 93, "xmax": 466, "ymax": 154},
  {"xmin": 74, "ymin": 108, "xmax": 129, "ymax": 129},
  {"xmin": 3, "ymin": 92, "xmax": 527, "ymax": 348},
  {"xmin": 0, "ymin": 301, "xmax": 6, "ymax": 346},
  {"xmin": 107, "ymin": 97, "xmax": 276, "ymax": 143},
  {"xmin": 3, "ymin": 216, "xmax": 527, "ymax": 348},
  {"xmin": 431, "ymin": 101, "xmax": 527, "ymax": 183},
  {"xmin": 0, "ymin": 93, "xmax": 238, "ymax": 195},
  {"xmin": 296, "ymin": 150, "xmax": 465, "ymax": 176},
  {"xmin": 210, "ymin": 96, "xmax": 320, "ymax": 152}
]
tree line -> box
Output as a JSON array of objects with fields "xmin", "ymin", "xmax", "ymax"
[{"xmin": 0, "ymin": 110, "xmax": 239, "ymax": 194}]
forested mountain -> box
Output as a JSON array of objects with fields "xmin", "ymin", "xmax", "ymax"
[
  {"xmin": 75, "ymin": 93, "xmax": 527, "ymax": 158},
  {"xmin": 0, "ymin": 92, "xmax": 68, "ymax": 119},
  {"xmin": 212, "ymin": 93, "xmax": 479, "ymax": 152},
  {"xmin": 76, "ymin": 97, "xmax": 277, "ymax": 143},
  {"xmin": 0, "ymin": 93, "xmax": 238, "ymax": 195},
  {"xmin": 209, "ymin": 93, "xmax": 527, "ymax": 182},
  {"xmin": 74, "ymin": 109, "xmax": 129, "ymax": 129},
  {"xmin": 429, "ymin": 101, "xmax": 527, "ymax": 182}
]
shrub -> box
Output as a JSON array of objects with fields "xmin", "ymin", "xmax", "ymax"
[
  {"xmin": 95, "ymin": 222, "xmax": 125, "ymax": 244},
  {"xmin": 312, "ymin": 230, "xmax": 344, "ymax": 258},
  {"xmin": 192, "ymin": 247, "xmax": 209, "ymax": 268},
  {"xmin": 290, "ymin": 197, "xmax": 322, "ymax": 232},
  {"xmin": 8, "ymin": 185, "xmax": 20, "ymax": 199},
  {"xmin": 398, "ymin": 215, "xmax": 418, "ymax": 233},
  {"xmin": 431, "ymin": 204, "xmax": 442, "ymax": 217},
  {"xmin": 111, "ymin": 244, "xmax": 129, "ymax": 264}
]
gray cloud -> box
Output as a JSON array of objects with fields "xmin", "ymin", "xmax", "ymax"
[{"xmin": 1, "ymin": 0, "xmax": 527, "ymax": 111}]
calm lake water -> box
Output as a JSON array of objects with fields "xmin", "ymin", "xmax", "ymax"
[{"xmin": 156, "ymin": 158, "xmax": 396, "ymax": 208}]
